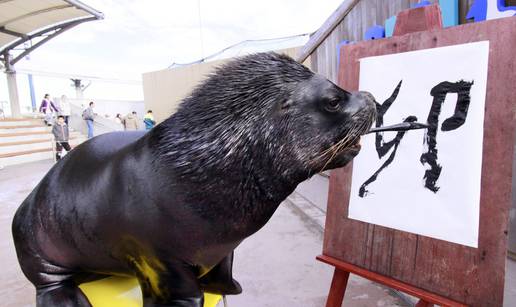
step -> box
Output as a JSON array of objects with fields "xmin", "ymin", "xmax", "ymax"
[
  {"xmin": 0, "ymin": 131, "xmax": 81, "ymax": 143},
  {"xmin": 0, "ymin": 116, "xmax": 42, "ymax": 121},
  {"xmin": 0, "ymin": 117, "xmax": 31, "ymax": 121},
  {"xmin": 0, "ymin": 147, "xmax": 53, "ymax": 159},
  {"xmin": 0, "ymin": 136, "xmax": 85, "ymax": 154},
  {"xmin": 0, "ymin": 125, "xmax": 50, "ymax": 134},
  {"xmin": 0, "ymin": 150, "xmax": 55, "ymax": 167},
  {"xmin": 0, "ymin": 138, "xmax": 87, "ymax": 167},
  {"xmin": 0, "ymin": 119, "xmax": 43, "ymax": 127}
]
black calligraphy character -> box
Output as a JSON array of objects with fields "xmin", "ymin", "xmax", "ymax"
[
  {"xmin": 420, "ymin": 80, "xmax": 474, "ymax": 192},
  {"xmin": 359, "ymin": 80, "xmax": 418, "ymax": 197}
]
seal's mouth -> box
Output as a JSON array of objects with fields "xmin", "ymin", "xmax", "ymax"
[
  {"xmin": 341, "ymin": 110, "xmax": 375, "ymax": 152},
  {"xmin": 338, "ymin": 132, "xmax": 363, "ymax": 155},
  {"xmin": 349, "ymin": 137, "xmax": 362, "ymax": 151},
  {"xmin": 314, "ymin": 116, "xmax": 372, "ymax": 171},
  {"xmin": 327, "ymin": 108, "xmax": 375, "ymax": 162}
]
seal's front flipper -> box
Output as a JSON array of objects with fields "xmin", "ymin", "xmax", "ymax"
[
  {"xmin": 36, "ymin": 281, "xmax": 92, "ymax": 307},
  {"xmin": 199, "ymin": 252, "xmax": 242, "ymax": 295},
  {"xmin": 138, "ymin": 262, "xmax": 204, "ymax": 307}
]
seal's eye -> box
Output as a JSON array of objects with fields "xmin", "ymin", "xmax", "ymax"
[{"xmin": 325, "ymin": 99, "xmax": 340, "ymax": 112}]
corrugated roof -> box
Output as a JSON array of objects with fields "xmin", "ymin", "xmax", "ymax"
[{"xmin": 0, "ymin": 0, "xmax": 103, "ymax": 60}]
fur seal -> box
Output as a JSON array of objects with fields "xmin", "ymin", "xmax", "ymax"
[{"xmin": 12, "ymin": 52, "xmax": 376, "ymax": 307}]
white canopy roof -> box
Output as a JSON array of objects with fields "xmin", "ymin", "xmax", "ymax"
[{"xmin": 0, "ymin": 0, "xmax": 103, "ymax": 66}]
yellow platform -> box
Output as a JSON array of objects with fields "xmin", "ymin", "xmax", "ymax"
[{"xmin": 80, "ymin": 276, "xmax": 221, "ymax": 307}]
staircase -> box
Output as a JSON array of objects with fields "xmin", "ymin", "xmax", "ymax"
[{"xmin": 0, "ymin": 117, "xmax": 88, "ymax": 167}]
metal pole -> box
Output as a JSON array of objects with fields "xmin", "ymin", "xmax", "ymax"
[
  {"xmin": 28, "ymin": 74, "xmax": 36, "ymax": 111},
  {"xmin": 4, "ymin": 52, "xmax": 21, "ymax": 117}
]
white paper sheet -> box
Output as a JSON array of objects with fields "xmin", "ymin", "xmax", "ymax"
[{"xmin": 348, "ymin": 41, "xmax": 489, "ymax": 248}]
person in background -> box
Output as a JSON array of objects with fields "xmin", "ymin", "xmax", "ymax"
[
  {"xmin": 143, "ymin": 110, "xmax": 156, "ymax": 131},
  {"xmin": 123, "ymin": 111, "xmax": 139, "ymax": 131},
  {"xmin": 82, "ymin": 101, "xmax": 95, "ymax": 138},
  {"xmin": 58, "ymin": 95, "xmax": 71, "ymax": 125},
  {"xmin": 39, "ymin": 94, "xmax": 58, "ymax": 126},
  {"xmin": 52, "ymin": 115, "xmax": 71, "ymax": 161},
  {"xmin": 114, "ymin": 113, "xmax": 123, "ymax": 125}
]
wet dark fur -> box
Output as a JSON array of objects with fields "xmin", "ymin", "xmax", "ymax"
[{"xmin": 12, "ymin": 52, "xmax": 375, "ymax": 307}]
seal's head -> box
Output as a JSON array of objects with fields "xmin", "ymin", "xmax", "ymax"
[
  {"xmin": 282, "ymin": 74, "xmax": 376, "ymax": 174},
  {"xmin": 154, "ymin": 52, "xmax": 375, "ymax": 182}
]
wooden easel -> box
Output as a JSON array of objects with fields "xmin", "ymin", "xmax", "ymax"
[
  {"xmin": 318, "ymin": 4, "xmax": 516, "ymax": 307},
  {"xmin": 322, "ymin": 8, "xmax": 450, "ymax": 306},
  {"xmin": 317, "ymin": 255, "xmax": 466, "ymax": 307}
]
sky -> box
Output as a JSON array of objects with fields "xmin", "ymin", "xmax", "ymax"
[{"xmin": 1, "ymin": 0, "xmax": 343, "ymax": 112}]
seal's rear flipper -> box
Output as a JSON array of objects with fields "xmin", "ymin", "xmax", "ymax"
[
  {"xmin": 12, "ymin": 226, "xmax": 92, "ymax": 307},
  {"xmin": 199, "ymin": 252, "xmax": 242, "ymax": 295}
]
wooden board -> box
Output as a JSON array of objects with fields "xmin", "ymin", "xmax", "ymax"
[{"xmin": 323, "ymin": 17, "xmax": 516, "ymax": 306}]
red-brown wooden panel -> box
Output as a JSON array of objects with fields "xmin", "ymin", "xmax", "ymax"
[
  {"xmin": 323, "ymin": 17, "xmax": 516, "ymax": 306},
  {"xmin": 393, "ymin": 4, "xmax": 443, "ymax": 36}
]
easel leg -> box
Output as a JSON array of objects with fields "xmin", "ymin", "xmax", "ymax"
[
  {"xmin": 415, "ymin": 299, "xmax": 434, "ymax": 307},
  {"xmin": 325, "ymin": 268, "xmax": 350, "ymax": 307}
]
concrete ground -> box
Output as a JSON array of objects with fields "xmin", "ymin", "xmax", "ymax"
[
  {"xmin": 0, "ymin": 160, "xmax": 45, "ymax": 307},
  {"xmin": 228, "ymin": 201, "xmax": 404, "ymax": 307},
  {"xmin": 1, "ymin": 160, "xmax": 513, "ymax": 306}
]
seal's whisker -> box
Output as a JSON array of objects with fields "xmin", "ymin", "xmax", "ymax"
[
  {"xmin": 318, "ymin": 126, "xmax": 360, "ymax": 171},
  {"xmin": 310, "ymin": 108, "xmax": 375, "ymax": 170},
  {"xmin": 316, "ymin": 132, "xmax": 350, "ymax": 158},
  {"xmin": 310, "ymin": 142, "xmax": 341, "ymax": 167},
  {"xmin": 315, "ymin": 117, "xmax": 373, "ymax": 172},
  {"xmin": 319, "ymin": 136, "xmax": 352, "ymax": 172},
  {"xmin": 313, "ymin": 126, "xmax": 357, "ymax": 162},
  {"xmin": 317, "ymin": 133, "xmax": 351, "ymax": 160}
]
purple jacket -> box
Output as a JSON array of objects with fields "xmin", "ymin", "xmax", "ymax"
[{"xmin": 39, "ymin": 99, "xmax": 58, "ymax": 113}]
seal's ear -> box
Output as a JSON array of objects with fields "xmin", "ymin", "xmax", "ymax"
[{"xmin": 281, "ymin": 99, "xmax": 294, "ymax": 109}]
